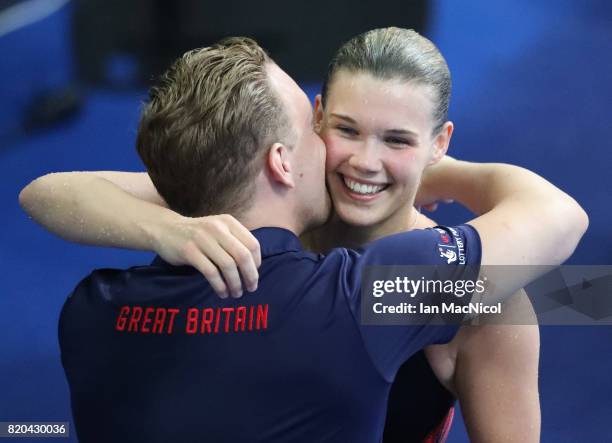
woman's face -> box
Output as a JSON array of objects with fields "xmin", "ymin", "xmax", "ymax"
[{"xmin": 314, "ymin": 70, "xmax": 451, "ymax": 228}]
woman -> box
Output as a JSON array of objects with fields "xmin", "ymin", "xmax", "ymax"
[{"xmin": 20, "ymin": 28, "xmax": 540, "ymax": 442}]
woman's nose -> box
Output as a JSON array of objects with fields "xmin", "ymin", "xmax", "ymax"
[{"xmin": 348, "ymin": 140, "xmax": 383, "ymax": 173}]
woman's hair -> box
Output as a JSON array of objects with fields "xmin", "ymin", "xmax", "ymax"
[{"xmin": 321, "ymin": 27, "xmax": 451, "ymax": 135}]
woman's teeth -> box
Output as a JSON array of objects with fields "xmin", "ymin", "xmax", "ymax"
[{"xmin": 343, "ymin": 176, "xmax": 386, "ymax": 195}]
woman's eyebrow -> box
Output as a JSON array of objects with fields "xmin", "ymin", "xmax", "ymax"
[
  {"xmin": 385, "ymin": 128, "xmax": 418, "ymax": 138},
  {"xmin": 330, "ymin": 113, "xmax": 357, "ymax": 124},
  {"xmin": 331, "ymin": 113, "xmax": 418, "ymax": 137}
]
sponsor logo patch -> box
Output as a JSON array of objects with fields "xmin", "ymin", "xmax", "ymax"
[
  {"xmin": 446, "ymin": 227, "xmax": 466, "ymax": 264},
  {"xmin": 434, "ymin": 227, "xmax": 452, "ymax": 245},
  {"xmin": 439, "ymin": 248, "xmax": 457, "ymax": 264}
]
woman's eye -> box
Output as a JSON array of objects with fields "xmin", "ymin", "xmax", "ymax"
[
  {"xmin": 337, "ymin": 126, "xmax": 358, "ymax": 136},
  {"xmin": 386, "ymin": 137, "xmax": 412, "ymax": 146}
]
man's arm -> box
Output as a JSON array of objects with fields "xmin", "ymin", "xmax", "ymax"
[{"xmin": 19, "ymin": 172, "xmax": 260, "ymax": 297}]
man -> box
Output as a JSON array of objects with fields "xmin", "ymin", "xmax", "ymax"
[{"xmin": 21, "ymin": 37, "xmax": 587, "ymax": 442}]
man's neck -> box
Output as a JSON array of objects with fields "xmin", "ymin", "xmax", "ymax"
[{"xmin": 238, "ymin": 202, "xmax": 303, "ymax": 236}]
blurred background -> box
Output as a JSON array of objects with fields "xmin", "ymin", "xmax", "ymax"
[{"xmin": 1, "ymin": 0, "xmax": 611, "ymax": 441}]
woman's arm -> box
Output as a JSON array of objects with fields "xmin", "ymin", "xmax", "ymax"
[
  {"xmin": 417, "ymin": 179, "xmax": 541, "ymax": 443},
  {"xmin": 418, "ymin": 156, "xmax": 588, "ymax": 300},
  {"xmin": 20, "ymin": 172, "xmax": 167, "ymax": 248},
  {"xmin": 453, "ymin": 302, "xmax": 541, "ymax": 443},
  {"xmin": 19, "ymin": 172, "xmax": 260, "ymax": 298}
]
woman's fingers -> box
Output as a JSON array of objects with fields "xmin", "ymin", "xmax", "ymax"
[
  {"xmin": 182, "ymin": 241, "xmax": 229, "ymax": 298},
  {"xmin": 224, "ymin": 215, "xmax": 262, "ymax": 268},
  {"xmin": 188, "ymin": 215, "xmax": 262, "ymax": 297},
  {"xmin": 216, "ymin": 234, "xmax": 259, "ymax": 293},
  {"xmin": 161, "ymin": 214, "xmax": 262, "ymax": 298},
  {"xmin": 194, "ymin": 230, "xmax": 245, "ymax": 298},
  {"xmin": 223, "ymin": 215, "xmax": 262, "ymax": 290}
]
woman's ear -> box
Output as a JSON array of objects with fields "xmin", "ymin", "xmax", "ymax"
[
  {"xmin": 429, "ymin": 121, "xmax": 454, "ymax": 165},
  {"xmin": 266, "ymin": 142, "xmax": 295, "ymax": 188},
  {"xmin": 313, "ymin": 94, "xmax": 324, "ymax": 133}
]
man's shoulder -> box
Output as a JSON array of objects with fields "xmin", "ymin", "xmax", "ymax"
[
  {"xmin": 265, "ymin": 246, "xmax": 355, "ymax": 268},
  {"xmin": 68, "ymin": 261, "xmax": 177, "ymax": 302},
  {"xmin": 360, "ymin": 225, "xmax": 482, "ymax": 267}
]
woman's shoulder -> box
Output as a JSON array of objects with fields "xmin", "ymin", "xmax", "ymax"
[{"xmin": 413, "ymin": 212, "xmax": 438, "ymax": 230}]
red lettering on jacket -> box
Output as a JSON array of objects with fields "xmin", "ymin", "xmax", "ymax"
[
  {"xmin": 235, "ymin": 306, "xmax": 247, "ymax": 332},
  {"xmin": 116, "ymin": 306, "xmax": 130, "ymax": 331},
  {"xmin": 141, "ymin": 307, "xmax": 154, "ymax": 333},
  {"xmin": 201, "ymin": 308, "xmax": 214, "ymax": 333},
  {"xmin": 213, "ymin": 308, "xmax": 221, "ymax": 334},
  {"xmin": 152, "ymin": 308, "xmax": 167, "ymax": 334},
  {"xmin": 186, "ymin": 308, "xmax": 199, "ymax": 334},
  {"xmin": 256, "ymin": 304, "xmax": 269, "ymax": 330},
  {"xmin": 222, "ymin": 308, "xmax": 233, "ymax": 333},
  {"xmin": 114, "ymin": 304, "xmax": 269, "ymax": 335},
  {"xmin": 127, "ymin": 306, "xmax": 143, "ymax": 332},
  {"xmin": 166, "ymin": 309, "xmax": 180, "ymax": 334}
]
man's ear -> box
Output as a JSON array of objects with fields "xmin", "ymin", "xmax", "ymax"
[
  {"xmin": 266, "ymin": 142, "xmax": 295, "ymax": 188},
  {"xmin": 429, "ymin": 121, "xmax": 454, "ymax": 165},
  {"xmin": 313, "ymin": 94, "xmax": 324, "ymax": 133}
]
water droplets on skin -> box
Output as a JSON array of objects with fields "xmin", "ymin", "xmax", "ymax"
[{"xmin": 76, "ymin": 218, "xmax": 85, "ymax": 232}]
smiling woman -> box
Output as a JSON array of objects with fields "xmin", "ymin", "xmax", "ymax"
[
  {"xmin": 315, "ymin": 72, "xmax": 449, "ymax": 233},
  {"xmin": 312, "ymin": 28, "xmax": 453, "ymax": 246}
]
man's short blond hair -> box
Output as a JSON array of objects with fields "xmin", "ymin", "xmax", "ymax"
[{"xmin": 137, "ymin": 37, "xmax": 291, "ymax": 216}]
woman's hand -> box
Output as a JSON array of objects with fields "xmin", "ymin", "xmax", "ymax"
[
  {"xmin": 415, "ymin": 155, "xmax": 457, "ymax": 210},
  {"xmin": 150, "ymin": 214, "xmax": 262, "ymax": 299},
  {"xmin": 418, "ymin": 200, "xmax": 454, "ymax": 212}
]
